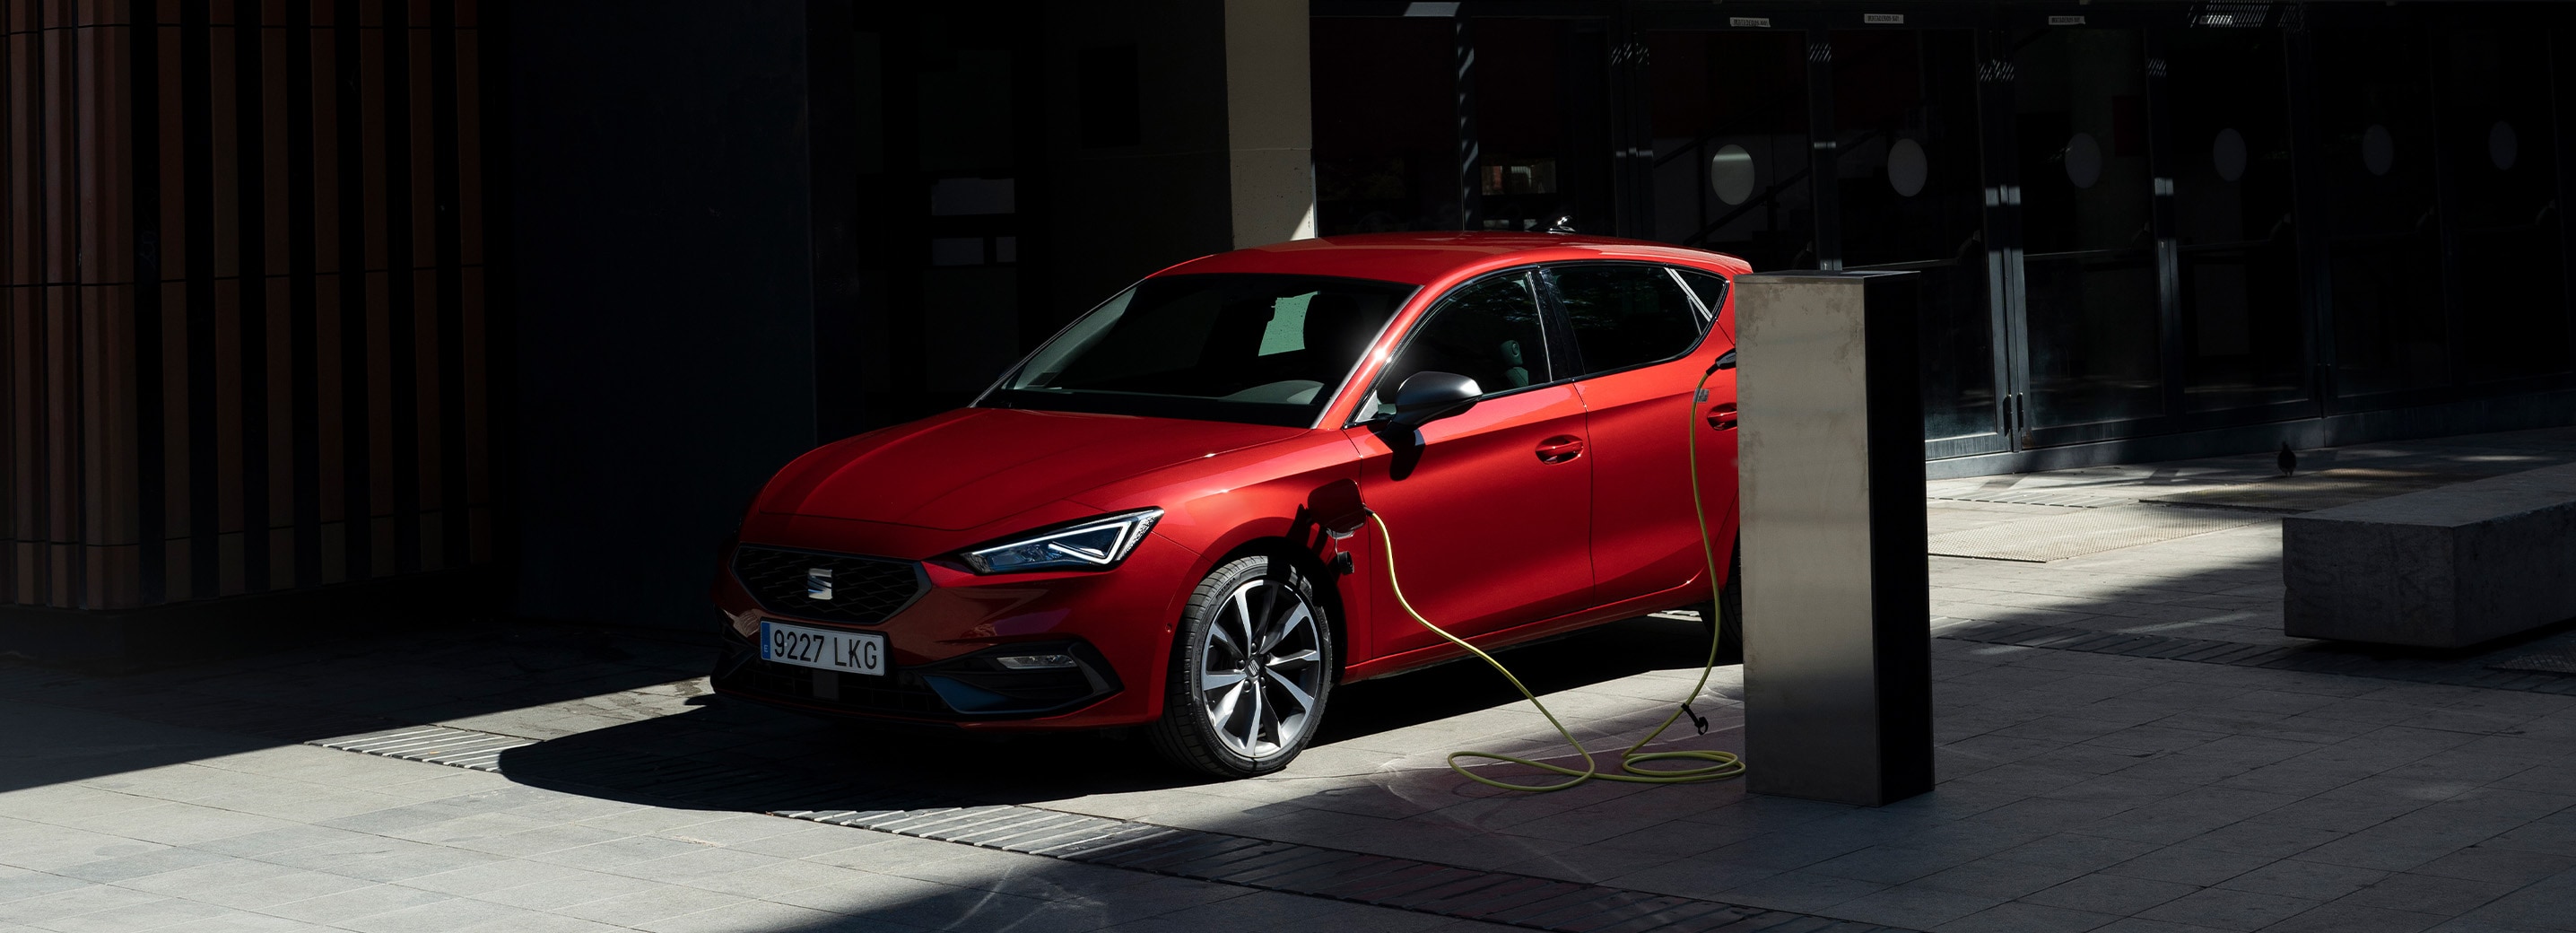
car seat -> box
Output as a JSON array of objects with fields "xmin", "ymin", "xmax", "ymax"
[{"xmin": 1496, "ymin": 339, "xmax": 1530, "ymax": 388}]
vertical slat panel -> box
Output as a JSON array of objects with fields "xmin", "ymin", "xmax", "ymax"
[
  {"xmin": 381, "ymin": 0, "xmax": 417, "ymax": 573},
  {"xmin": 285, "ymin": 0, "xmax": 318, "ymax": 588},
  {"xmin": 453, "ymin": 14, "xmax": 475, "ymax": 266},
  {"xmin": 334, "ymin": 0, "xmax": 369, "ymax": 582},
  {"xmin": 0, "ymin": 0, "xmax": 487, "ymax": 616},
  {"xmin": 233, "ymin": 0, "xmax": 268, "ymax": 593},
  {"xmin": 130, "ymin": 0, "xmax": 164, "ymax": 606},
  {"xmin": 411, "ymin": 8, "xmax": 440, "ymax": 571},
  {"xmin": 460, "ymin": 263, "xmax": 482, "ymax": 562},
  {"xmin": 316, "ymin": 269, "xmax": 343, "ymax": 582},
  {"xmin": 43, "ymin": 285, "xmax": 73, "ymax": 602},
  {"xmin": 40, "ymin": 14, "xmax": 76, "ymax": 605},
  {"xmin": 431, "ymin": 0, "xmax": 463, "ymax": 570},
  {"xmin": 360, "ymin": 0, "xmax": 390, "ymax": 580},
  {"xmin": 181, "ymin": 0, "xmax": 215, "ymax": 600},
  {"xmin": 2, "ymin": 0, "xmax": 27, "ymax": 605},
  {"xmin": 7, "ymin": 291, "xmax": 33, "ymax": 604},
  {"xmin": 77, "ymin": 12, "xmax": 137, "ymax": 608},
  {"xmin": 264, "ymin": 5, "xmax": 294, "ymax": 589}
]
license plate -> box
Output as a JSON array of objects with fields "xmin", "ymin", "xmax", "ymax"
[{"xmin": 758, "ymin": 620, "xmax": 888, "ymax": 676}]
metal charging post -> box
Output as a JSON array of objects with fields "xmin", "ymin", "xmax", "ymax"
[{"xmin": 1734, "ymin": 271, "xmax": 1933, "ymax": 807}]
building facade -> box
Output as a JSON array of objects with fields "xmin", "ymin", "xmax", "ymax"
[{"xmin": 8, "ymin": 0, "xmax": 2576, "ymax": 655}]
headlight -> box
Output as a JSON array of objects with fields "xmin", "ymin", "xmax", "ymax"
[{"xmin": 958, "ymin": 509, "xmax": 1162, "ymax": 574}]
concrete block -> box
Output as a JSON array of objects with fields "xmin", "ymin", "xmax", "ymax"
[{"xmin": 2284, "ymin": 463, "xmax": 2576, "ymax": 647}]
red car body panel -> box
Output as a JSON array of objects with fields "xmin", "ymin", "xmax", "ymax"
[{"xmin": 711, "ymin": 231, "xmax": 1750, "ymax": 730}]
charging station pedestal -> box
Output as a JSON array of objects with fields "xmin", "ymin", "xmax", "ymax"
[{"xmin": 1735, "ymin": 271, "xmax": 1933, "ymax": 807}]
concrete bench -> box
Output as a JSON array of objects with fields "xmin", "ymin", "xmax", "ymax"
[{"xmin": 2284, "ymin": 463, "xmax": 2576, "ymax": 648}]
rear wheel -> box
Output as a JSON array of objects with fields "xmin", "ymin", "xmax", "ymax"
[
  {"xmin": 1691, "ymin": 536, "xmax": 1745, "ymax": 665},
  {"xmin": 1148, "ymin": 554, "xmax": 1336, "ymax": 778}
]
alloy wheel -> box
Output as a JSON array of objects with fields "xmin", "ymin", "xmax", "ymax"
[{"xmin": 1193, "ymin": 576, "xmax": 1326, "ymax": 759}]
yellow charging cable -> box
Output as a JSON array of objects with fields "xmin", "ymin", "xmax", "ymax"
[{"xmin": 1371, "ymin": 367, "xmax": 1744, "ymax": 791}]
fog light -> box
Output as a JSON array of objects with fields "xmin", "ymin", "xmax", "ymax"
[{"xmin": 993, "ymin": 653, "xmax": 1079, "ymax": 670}]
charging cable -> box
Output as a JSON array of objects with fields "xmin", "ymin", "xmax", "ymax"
[{"xmin": 1371, "ymin": 365, "xmax": 1744, "ymax": 792}]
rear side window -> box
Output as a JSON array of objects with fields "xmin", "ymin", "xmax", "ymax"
[
  {"xmin": 1367, "ymin": 271, "xmax": 1552, "ymax": 418},
  {"xmin": 1546, "ymin": 264, "xmax": 1709, "ymax": 375},
  {"xmin": 1673, "ymin": 268, "xmax": 1729, "ymax": 325}
]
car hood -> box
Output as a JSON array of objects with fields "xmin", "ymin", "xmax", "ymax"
[{"xmin": 757, "ymin": 407, "xmax": 1307, "ymax": 532}]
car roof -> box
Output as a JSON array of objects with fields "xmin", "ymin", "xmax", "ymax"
[{"xmin": 1150, "ymin": 231, "xmax": 1752, "ymax": 287}]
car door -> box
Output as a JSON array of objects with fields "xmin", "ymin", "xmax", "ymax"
[
  {"xmin": 1545, "ymin": 263, "xmax": 1738, "ymax": 607},
  {"xmin": 1342, "ymin": 269, "xmax": 1595, "ymax": 658}
]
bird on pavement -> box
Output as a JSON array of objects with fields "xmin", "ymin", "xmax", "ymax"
[{"xmin": 2277, "ymin": 442, "xmax": 2298, "ymax": 477}]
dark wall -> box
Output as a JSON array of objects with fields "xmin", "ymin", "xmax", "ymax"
[{"xmin": 506, "ymin": 0, "xmax": 820, "ymax": 629}]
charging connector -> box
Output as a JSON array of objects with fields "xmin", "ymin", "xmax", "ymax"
[{"xmin": 1372, "ymin": 364, "xmax": 1745, "ymax": 792}]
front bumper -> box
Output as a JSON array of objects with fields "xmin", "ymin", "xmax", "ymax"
[{"xmin": 708, "ymin": 519, "xmax": 1196, "ymax": 729}]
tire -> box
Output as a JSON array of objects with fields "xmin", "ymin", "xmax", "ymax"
[
  {"xmin": 1148, "ymin": 554, "xmax": 1336, "ymax": 779},
  {"xmin": 1691, "ymin": 536, "xmax": 1745, "ymax": 666}
]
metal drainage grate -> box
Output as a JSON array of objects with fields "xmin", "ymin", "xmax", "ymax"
[
  {"xmin": 311, "ymin": 725, "xmax": 538, "ymax": 772},
  {"xmin": 1926, "ymin": 490, "xmax": 2136, "ymax": 509}
]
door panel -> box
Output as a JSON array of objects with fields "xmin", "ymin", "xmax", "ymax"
[
  {"xmin": 1546, "ymin": 263, "xmax": 1736, "ymax": 606},
  {"xmin": 1577, "ymin": 360, "xmax": 1736, "ymax": 606},
  {"xmin": 1344, "ymin": 386, "xmax": 1594, "ymax": 658}
]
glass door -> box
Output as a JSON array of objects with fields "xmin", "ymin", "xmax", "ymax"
[{"xmin": 1830, "ymin": 29, "xmax": 2013, "ymax": 458}]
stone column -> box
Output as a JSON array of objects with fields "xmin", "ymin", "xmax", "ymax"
[
  {"xmin": 1736, "ymin": 271, "xmax": 1933, "ymax": 807},
  {"xmin": 1223, "ymin": 0, "xmax": 1316, "ymax": 248}
]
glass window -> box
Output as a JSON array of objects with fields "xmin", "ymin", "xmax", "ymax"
[
  {"xmin": 2168, "ymin": 30, "xmax": 2307, "ymax": 413},
  {"xmin": 1829, "ymin": 29, "xmax": 1997, "ymax": 441},
  {"xmin": 1548, "ymin": 264, "xmax": 1709, "ymax": 374},
  {"xmin": 1645, "ymin": 30, "xmax": 1817, "ymax": 270},
  {"xmin": 1369, "ymin": 272, "xmax": 1553, "ymax": 418},
  {"xmin": 990, "ymin": 274, "xmax": 1413, "ymax": 426},
  {"xmin": 2319, "ymin": 30, "xmax": 2447, "ymax": 397},
  {"xmin": 2015, "ymin": 28, "xmax": 2165, "ymax": 429},
  {"xmin": 1673, "ymin": 268, "xmax": 1728, "ymax": 326},
  {"xmin": 2443, "ymin": 30, "xmax": 2570, "ymax": 383}
]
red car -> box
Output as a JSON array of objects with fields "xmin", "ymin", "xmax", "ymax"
[{"xmin": 711, "ymin": 231, "xmax": 1747, "ymax": 777}]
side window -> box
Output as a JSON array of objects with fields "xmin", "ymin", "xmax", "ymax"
[
  {"xmin": 1548, "ymin": 264, "xmax": 1709, "ymax": 375},
  {"xmin": 1672, "ymin": 268, "xmax": 1728, "ymax": 327},
  {"xmin": 1367, "ymin": 272, "xmax": 1551, "ymax": 418}
]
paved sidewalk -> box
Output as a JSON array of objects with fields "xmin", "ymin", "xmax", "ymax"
[{"xmin": 6, "ymin": 427, "xmax": 2576, "ymax": 933}]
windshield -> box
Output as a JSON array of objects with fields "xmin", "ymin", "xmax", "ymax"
[{"xmin": 982, "ymin": 274, "xmax": 1415, "ymax": 426}]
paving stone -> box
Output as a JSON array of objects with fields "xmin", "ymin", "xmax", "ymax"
[
  {"xmin": 2017, "ymin": 873, "xmax": 2198, "ymax": 915},
  {"xmin": 2134, "ymin": 886, "xmax": 2322, "ymax": 931}
]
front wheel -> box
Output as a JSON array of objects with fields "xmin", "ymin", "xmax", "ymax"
[{"xmin": 1148, "ymin": 554, "xmax": 1336, "ymax": 779}]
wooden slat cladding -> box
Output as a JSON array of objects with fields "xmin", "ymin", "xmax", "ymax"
[{"xmin": 0, "ymin": 0, "xmax": 492, "ymax": 612}]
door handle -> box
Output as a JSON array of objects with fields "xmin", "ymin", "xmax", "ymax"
[
  {"xmin": 1535, "ymin": 435, "xmax": 1585, "ymax": 464},
  {"xmin": 1707, "ymin": 403, "xmax": 1738, "ymax": 431}
]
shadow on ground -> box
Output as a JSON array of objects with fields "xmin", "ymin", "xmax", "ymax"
[
  {"xmin": 0, "ymin": 621, "xmax": 713, "ymax": 792},
  {"xmin": 491, "ymin": 615, "xmax": 1730, "ymax": 812}
]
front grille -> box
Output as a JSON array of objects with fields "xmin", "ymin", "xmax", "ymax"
[{"xmin": 731, "ymin": 545, "xmax": 925, "ymax": 625}]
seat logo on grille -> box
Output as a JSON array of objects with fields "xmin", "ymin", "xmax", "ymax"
[{"xmin": 807, "ymin": 567, "xmax": 833, "ymax": 600}]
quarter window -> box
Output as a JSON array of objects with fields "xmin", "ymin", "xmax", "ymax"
[
  {"xmin": 1547, "ymin": 265, "xmax": 1709, "ymax": 375},
  {"xmin": 1367, "ymin": 271, "xmax": 1552, "ymax": 419}
]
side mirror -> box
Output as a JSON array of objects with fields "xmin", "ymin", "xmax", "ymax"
[{"xmin": 1389, "ymin": 371, "xmax": 1482, "ymax": 426}]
